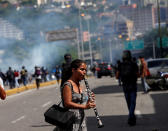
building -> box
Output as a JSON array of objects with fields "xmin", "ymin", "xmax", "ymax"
[
  {"xmin": 101, "ymin": 11, "xmax": 134, "ymax": 40},
  {"xmin": 37, "ymin": 0, "xmax": 47, "ymax": 6},
  {"xmin": 141, "ymin": 0, "xmax": 168, "ymax": 7},
  {"xmin": 0, "ymin": 18, "xmax": 24, "ymax": 40},
  {"xmin": 119, "ymin": 4, "xmax": 155, "ymax": 34},
  {"xmin": 123, "ymin": 0, "xmax": 168, "ymax": 7},
  {"xmin": 114, "ymin": 15, "xmax": 134, "ymax": 40}
]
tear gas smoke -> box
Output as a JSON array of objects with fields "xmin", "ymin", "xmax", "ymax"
[{"xmin": 0, "ymin": 7, "xmax": 67, "ymax": 72}]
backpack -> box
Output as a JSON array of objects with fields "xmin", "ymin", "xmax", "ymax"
[
  {"xmin": 7, "ymin": 70, "xmax": 14, "ymax": 80},
  {"xmin": 120, "ymin": 61, "xmax": 138, "ymax": 84},
  {"xmin": 21, "ymin": 69, "xmax": 26, "ymax": 75}
]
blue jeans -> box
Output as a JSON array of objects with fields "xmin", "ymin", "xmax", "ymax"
[
  {"xmin": 124, "ymin": 90, "xmax": 137, "ymax": 119},
  {"xmin": 141, "ymin": 77, "xmax": 150, "ymax": 92},
  {"xmin": 22, "ymin": 77, "xmax": 27, "ymax": 86}
]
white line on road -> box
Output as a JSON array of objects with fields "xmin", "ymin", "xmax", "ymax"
[
  {"xmin": 42, "ymin": 101, "xmax": 52, "ymax": 108},
  {"xmin": 11, "ymin": 115, "xmax": 25, "ymax": 124}
]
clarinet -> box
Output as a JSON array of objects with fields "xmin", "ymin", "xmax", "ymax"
[{"xmin": 84, "ymin": 77, "xmax": 104, "ymax": 128}]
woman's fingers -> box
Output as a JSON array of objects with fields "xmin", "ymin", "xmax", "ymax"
[
  {"xmin": 89, "ymin": 101, "xmax": 96, "ymax": 108},
  {"xmin": 86, "ymin": 101, "xmax": 96, "ymax": 109}
]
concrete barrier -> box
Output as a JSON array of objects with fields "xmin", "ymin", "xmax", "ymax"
[{"xmin": 6, "ymin": 80, "xmax": 57, "ymax": 96}]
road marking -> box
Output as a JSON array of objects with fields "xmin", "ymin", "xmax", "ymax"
[
  {"xmin": 135, "ymin": 110, "xmax": 142, "ymax": 118},
  {"xmin": 42, "ymin": 101, "xmax": 52, "ymax": 108},
  {"xmin": 11, "ymin": 115, "xmax": 25, "ymax": 124}
]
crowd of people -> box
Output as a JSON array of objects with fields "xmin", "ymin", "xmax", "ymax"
[
  {"xmin": 0, "ymin": 52, "xmax": 152, "ymax": 129},
  {"xmin": 0, "ymin": 65, "xmax": 61, "ymax": 90}
]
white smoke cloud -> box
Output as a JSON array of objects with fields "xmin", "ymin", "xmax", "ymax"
[{"xmin": 0, "ymin": 7, "xmax": 69, "ymax": 72}]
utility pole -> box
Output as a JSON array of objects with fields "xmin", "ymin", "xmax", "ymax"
[
  {"xmin": 153, "ymin": 42, "xmax": 156, "ymax": 59},
  {"xmin": 109, "ymin": 39, "xmax": 112, "ymax": 63},
  {"xmin": 157, "ymin": 0, "xmax": 163, "ymax": 58},
  {"xmin": 86, "ymin": 17, "xmax": 93, "ymax": 66},
  {"xmin": 81, "ymin": 3, "xmax": 93, "ymax": 66},
  {"xmin": 167, "ymin": 1, "xmax": 168, "ymax": 33}
]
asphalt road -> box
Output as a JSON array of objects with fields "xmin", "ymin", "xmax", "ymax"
[{"xmin": 0, "ymin": 77, "xmax": 168, "ymax": 131}]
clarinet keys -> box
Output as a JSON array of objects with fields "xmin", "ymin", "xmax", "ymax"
[{"xmin": 84, "ymin": 78, "xmax": 104, "ymax": 128}]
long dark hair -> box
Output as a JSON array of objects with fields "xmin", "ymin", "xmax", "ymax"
[
  {"xmin": 61, "ymin": 59, "xmax": 86, "ymax": 105},
  {"xmin": 64, "ymin": 59, "xmax": 86, "ymax": 82}
]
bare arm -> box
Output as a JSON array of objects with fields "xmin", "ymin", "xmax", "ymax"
[
  {"xmin": 0, "ymin": 85, "xmax": 6, "ymax": 100},
  {"xmin": 115, "ymin": 71, "xmax": 119, "ymax": 79}
]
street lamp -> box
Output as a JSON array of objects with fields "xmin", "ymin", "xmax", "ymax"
[
  {"xmin": 78, "ymin": 6, "xmax": 85, "ymax": 59},
  {"xmin": 83, "ymin": 14, "xmax": 93, "ymax": 66},
  {"xmin": 80, "ymin": 2, "xmax": 93, "ymax": 66}
]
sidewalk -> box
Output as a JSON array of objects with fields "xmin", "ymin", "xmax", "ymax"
[{"xmin": 5, "ymin": 80, "xmax": 57, "ymax": 96}]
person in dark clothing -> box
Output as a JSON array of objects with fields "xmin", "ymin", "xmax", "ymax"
[
  {"xmin": 41, "ymin": 67, "xmax": 48, "ymax": 82},
  {"xmin": 116, "ymin": 60, "xmax": 122, "ymax": 86},
  {"xmin": 116, "ymin": 50, "xmax": 139, "ymax": 126},
  {"xmin": 6, "ymin": 67, "xmax": 15, "ymax": 89},
  {"xmin": 34, "ymin": 66, "xmax": 41, "ymax": 89},
  {"xmin": 55, "ymin": 65, "xmax": 61, "ymax": 86},
  {"xmin": 20, "ymin": 66, "xmax": 28, "ymax": 86},
  {"xmin": 60, "ymin": 53, "xmax": 72, "ymax": 87}
]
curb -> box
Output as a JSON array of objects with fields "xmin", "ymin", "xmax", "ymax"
[{"xmin": 6, "ymin": 80, "xmax": 57, "ymax": 96}]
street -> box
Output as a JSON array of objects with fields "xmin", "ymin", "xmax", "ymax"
[{"xmin": 0, "ymin": 77, "xmax": 168, "ymax": 131}]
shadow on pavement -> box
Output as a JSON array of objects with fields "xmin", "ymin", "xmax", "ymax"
[
  {"xmin": 87, "ymin": 113, "xmax": 167, "ymax": 131},
  {"xmin": 89, "ymin": 84, "xmax": 168, "ymax": 131},
  {"xmin": 149, "ymin": 93, "xmax": 168, "ymax": 131},
  {"xmin": 92, "ymin": 83, "xmax": 143, "ymax": 95},
  {"xmin": 31, "ymin": 124, "xmax": 53, "ymax": 127}
]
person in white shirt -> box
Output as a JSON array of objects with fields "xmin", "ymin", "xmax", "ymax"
[{"xmin": 0, "ymin": 77, "xmax": 6, "ymax": 100}]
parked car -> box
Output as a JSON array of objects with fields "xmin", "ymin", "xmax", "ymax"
[
  {"xmin": 146, "ymin": 58, "xmax": 168, "ymax": 90},
  {"xmin": 96, "ymin": 63, "xmax": 114, "ymax": 78},
  {"xmin": 147, "ymin": 58, "xmax": 168, "ymax": 77}
]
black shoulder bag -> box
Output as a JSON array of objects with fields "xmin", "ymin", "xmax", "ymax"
[
  {"xmin": 44, "ymin": 102, "xmax": 75, "ymax": 129},
  {"xmin": 44, "ymin": 81, "xmax": 76, "ymax": 128}
]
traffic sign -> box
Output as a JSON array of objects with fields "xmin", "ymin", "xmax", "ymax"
[
  {"xmin": 45, "ymin": 28, "xmax": 77, "ymax": 42},
  {"xmin": 157, "ymin": 37, "xmax": 168, "ymax": 48},
  {"xmin": 124, "ymin": 40, "xmax": 144, "ymax": 50}
]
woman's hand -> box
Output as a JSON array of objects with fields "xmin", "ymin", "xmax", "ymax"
[{"xmin": 85, "ymin": 100, "xmax": 96, "ymax": 109}]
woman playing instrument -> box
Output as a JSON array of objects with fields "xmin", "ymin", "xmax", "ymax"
[{"xmin": 54, "ymin": 59, "xmax": 96, "ymax": 131}]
